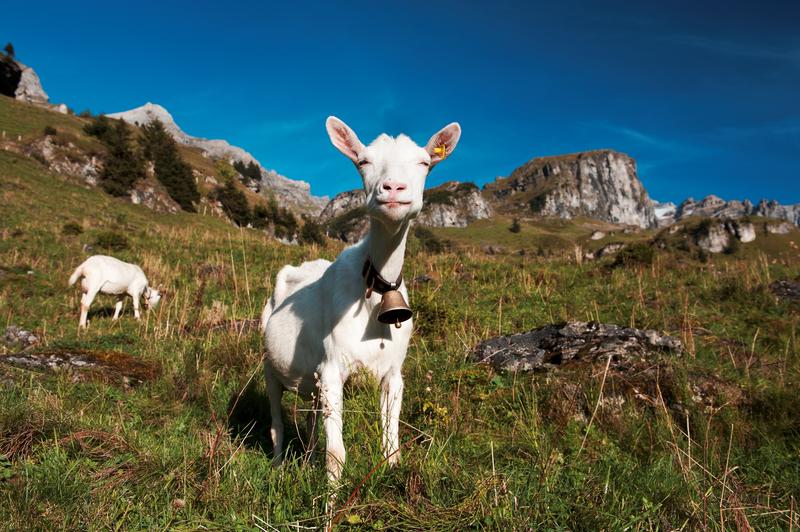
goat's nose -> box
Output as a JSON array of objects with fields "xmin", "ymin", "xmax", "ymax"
[{"xmin": 382, "ymin": 181, "xmax": 407, "ymax": 192}]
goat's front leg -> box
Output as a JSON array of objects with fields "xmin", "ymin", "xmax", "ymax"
[
  {"xmin": 380, "ymin": 371, "xmax": 404, "ymax": 465},
  {"xmin": 112, "ymin": 296, "xmax": 124, "ymax": 321},
  {"xmin": 319, "ymin": 366, "xmax": 345, "ymax": 482},
  {"xmin": 132, "ymin": 292, "xmax": 141, "ymax": 320}
]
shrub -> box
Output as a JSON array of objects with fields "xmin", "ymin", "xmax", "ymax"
[
  {"xmin": 78, "ymin": 109, "xmax": 92, "ymax": 118},
  {"xmin": 509, "ymin": 218, "xmax": 521, "ymax": 233},
  {"xmin": 61, "ymin": 222, "xmax": 83, "ymax": 236},
  {"xmin": 252, "ymin": 197, "xmax": 299, "ymax": 239},
  {"xmin": 214, "ymin": 181, "xmax": 251, "ymax": 227},
  {"xmin": 298, "ymin": 216, "xmax": 326, "ymax": 246},
  {"xmin": 233, "ymin": 160, "xmax": 262, "ymax": 182},
  {"xmin": 413, "ymin": 226, "xmax": 448, "ymax": 253},
  {"xmin": 724, "ymin": 237, "xmax": 741, "ymax": 255},
  {"xmin": 610, "ymin": 242, "xmax": 654, "ymax": 268},
  {"xmin": 529, "ymin": 193, "xmax": 549, "ymax": 213},
  {"xmin": 93, "ymin": 231, "xmax": 129, "ymax": 251},
  {"xmin": 43, "ymin": 126, "xmax": 57, "ymax": 136}
]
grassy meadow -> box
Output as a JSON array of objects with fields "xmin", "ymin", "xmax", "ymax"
[{"xmin": 1, "ymin": 122, "xmax": 800, "ymax": 529}]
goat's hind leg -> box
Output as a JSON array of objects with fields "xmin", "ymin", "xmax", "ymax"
[
  {"xmin": 79, "ymin": 286, "xmax": 99, "ymax": 329},
  {"xmin": 264, "ymin": 365, "xmax": 285, "ymax": 465}
]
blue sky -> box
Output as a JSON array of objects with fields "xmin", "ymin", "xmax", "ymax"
[{"xmin": 5, "ymin": 0, "xmax": 799, "ymax": 203}]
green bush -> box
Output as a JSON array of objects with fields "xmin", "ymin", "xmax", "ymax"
[
  {"xmin": 298, "ymin": 216, "xmax": 326, "ymax": 246},
  {"xmin": 509, "ymin": 218, "xmax": 521, "ymax": 233},
  {"xmin": 93, "ymin": 231, "xmax": 129, "ymax": 251},
  {"xmin": 43, "ymin": 126, "xmax": 57, "ymax": 136},
  {"xmin": 252, "ymin": 197, "xmax": 298, "ymax": 239},
  {"xmin": 413, "ymin": 226, "xmax": 448, "ymax": 253},
  {"xmin": 610, "ymin": 242, "xmax": 654, "ymax": 268},
  {"xmin": 214, "ymin": 181, "xmax": 251, "ymax": 227}
]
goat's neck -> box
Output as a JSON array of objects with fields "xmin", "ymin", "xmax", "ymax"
[{"xmin": 365, "ymin": 219, "xmax": 410, "ymax": 282}]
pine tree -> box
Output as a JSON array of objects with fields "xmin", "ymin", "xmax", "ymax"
[
  {"xmin": 140, "ymin": 119, "xmax": 200, "ymax": 212},
  {"xmin": 3, "ymin": 42, "xmax": 14, "ymax": 59},
  {"xmin": 97, "ymin": 120, "xmax": 144, "ymax": 196}
]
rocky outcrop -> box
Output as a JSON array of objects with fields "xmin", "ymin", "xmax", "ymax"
[
  {"xmin": 471, "ymin": 321, "xmax": 682, "ymax": 373},
  {"xmin": 108, "ymin": 103, "xmax": 328, "ymax": 215},
  {"xmin": 417, "ymin": 181, "xmax": 492, "ymax": 228},
  {"xmin": 693, "ymin": 219, "xmax": 760, "ymax": 253},
  {"xmin": 319, "ymin": 190, "xmax": 368, "ymax": 242},
  {"xmin": 22, "ymin": 136, "xmax": 100, "ymax": 185},
  {"xmin": 0, "ymin": 55, "xmax": 48, "ymax": 104},
  {"xmin": 655, "ymin": 195, "xmax": 800, "ymax": 227},
  {"xmin": 485, "ymin": 150, "xmax": 656, "ymax": 228}
]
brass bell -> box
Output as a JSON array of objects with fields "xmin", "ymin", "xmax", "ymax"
[{"xmin": 377, "ymin": 290, "xmax": 412, "ymax": 328}]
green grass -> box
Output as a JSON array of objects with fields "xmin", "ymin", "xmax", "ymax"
[{"xmin": 1, "ymin": 119, "xmax": 800, "ymax": 529}]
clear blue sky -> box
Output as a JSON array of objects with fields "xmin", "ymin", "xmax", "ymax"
[{"xmin": 5, "ymin": 0, "xmax": 799, "ymax": 203}]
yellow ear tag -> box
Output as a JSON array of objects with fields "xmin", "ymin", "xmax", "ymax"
[{"xmin": 433, "ymin": 144, "xmax": 448, "ymax": 159}]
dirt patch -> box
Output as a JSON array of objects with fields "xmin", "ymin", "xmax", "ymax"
[{"xmin": 0, "ymin": 347, "xmax": 158, "ymax": 386}]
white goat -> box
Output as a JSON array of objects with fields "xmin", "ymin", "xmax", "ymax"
[
  {"xmin": 261, "ymin": 116, "xmax": 461, "ymax": 481},
  {"xmin": 68, "ymin": 255, "xmax": 161, "ymax": 328}
]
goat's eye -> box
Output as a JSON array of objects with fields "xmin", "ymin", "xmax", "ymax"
[
  {"xmin": 357, "ymin": 160, "xmax": 370, "ymax": 167},
  {"xmin": 419, "ymin": 161, "xmax": 430, "ymax": 167}
]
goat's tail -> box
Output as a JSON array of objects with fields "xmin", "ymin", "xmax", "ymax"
[{"xmin": 68, "ymin": 262, "xmax": 85, "ymax": 287}]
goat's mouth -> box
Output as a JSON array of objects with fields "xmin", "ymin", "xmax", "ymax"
[{"xmin": 377, "ymin": 200, "xmax": 412, "ymax": 209}]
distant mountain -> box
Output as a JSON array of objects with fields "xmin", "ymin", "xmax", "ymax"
[
  {"xmin": 652, "ymin": 195, "xmax": 800, "ymax": 227},
  {"xmin": 108, "ymin": 103, "xmax": 327, "ymax": 214},
  {"xmin": 484, "ymin": 150, "xmax": 657, "ymax": 228}
]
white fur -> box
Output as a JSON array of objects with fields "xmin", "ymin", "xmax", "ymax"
[
  {"xmin": 68, "ymin": 255, "xmax": 161, "ymax": 328},
  {"xmin": 262, "ymin": 116, "xmax": 461, "ymax": 482}
]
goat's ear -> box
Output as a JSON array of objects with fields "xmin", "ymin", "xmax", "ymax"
[
  {"xmin": 326, "ymin": 116, "xmax": 364, "ymax": 163},
  {"xmin": 426, "ymin": 123, "xmax": 461, "ymax": 167}
]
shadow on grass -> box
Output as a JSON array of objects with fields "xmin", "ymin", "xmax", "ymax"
[{"xmin": 226, "ymin": 381, "xmax": 307, "ymax": 460}]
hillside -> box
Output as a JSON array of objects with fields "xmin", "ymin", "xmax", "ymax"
[{"xmin": 2, "ymin": 111, "xmax": 800, "ymax": 528}]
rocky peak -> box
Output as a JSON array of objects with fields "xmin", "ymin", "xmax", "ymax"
[
  {"xmin": 485, "ymin": 150, "xmax": 656, "ymax": 228},
  {"xmin": 108, "ymin": 103, "xmax": 328, "ymax": 215},
  {"xmin": 0, "ymin": 55, "xmax": 49, "ymax": 104}
]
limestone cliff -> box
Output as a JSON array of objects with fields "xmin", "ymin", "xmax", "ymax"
[{"xmin": 484, "ymin": 150, "xmax": 656, "ymax": 228}]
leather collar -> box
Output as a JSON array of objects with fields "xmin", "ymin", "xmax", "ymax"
[{"xmin": 362, "ymin": 258, "xmax": 402, "ymax": 297}]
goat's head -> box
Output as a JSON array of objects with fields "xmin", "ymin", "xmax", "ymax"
[
  {"xmin": 144, "ymin": 287, "xmax": 162, "ymax": 309},
  {"xmin": 326, "ymin": 116, "xmax": 461, "ymax": 226}
]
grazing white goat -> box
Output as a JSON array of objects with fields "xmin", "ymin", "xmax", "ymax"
[
  {"xmin": 68, "ymin": 255, "xmax": 161, "ymax": 328},
  {"xmin": 261, "ymin": 116, "xmax": 461, "ymax": 481}
]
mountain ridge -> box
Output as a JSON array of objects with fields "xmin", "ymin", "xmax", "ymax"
[{"xmin": 108, "ymin": 102, "xmax": 327, "ymax": 214}]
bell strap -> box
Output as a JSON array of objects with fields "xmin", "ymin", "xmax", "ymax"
[{"xmin": 362, "ymin": 258, "xmax": 403, "ymax": 298}]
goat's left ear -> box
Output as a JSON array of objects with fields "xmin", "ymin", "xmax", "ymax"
[{"xmin": 425, "ymin": 123, "xmax": 461, "ymax": 168}]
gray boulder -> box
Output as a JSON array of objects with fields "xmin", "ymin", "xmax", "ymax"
[{"xmin": 471, "ymin": 321, "xmax": 682, "ymax": 373}]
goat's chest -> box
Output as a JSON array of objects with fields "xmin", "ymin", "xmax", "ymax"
[{"xmin": 327, "ymin": 301, "xmax": 412, "ymax": 379}]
